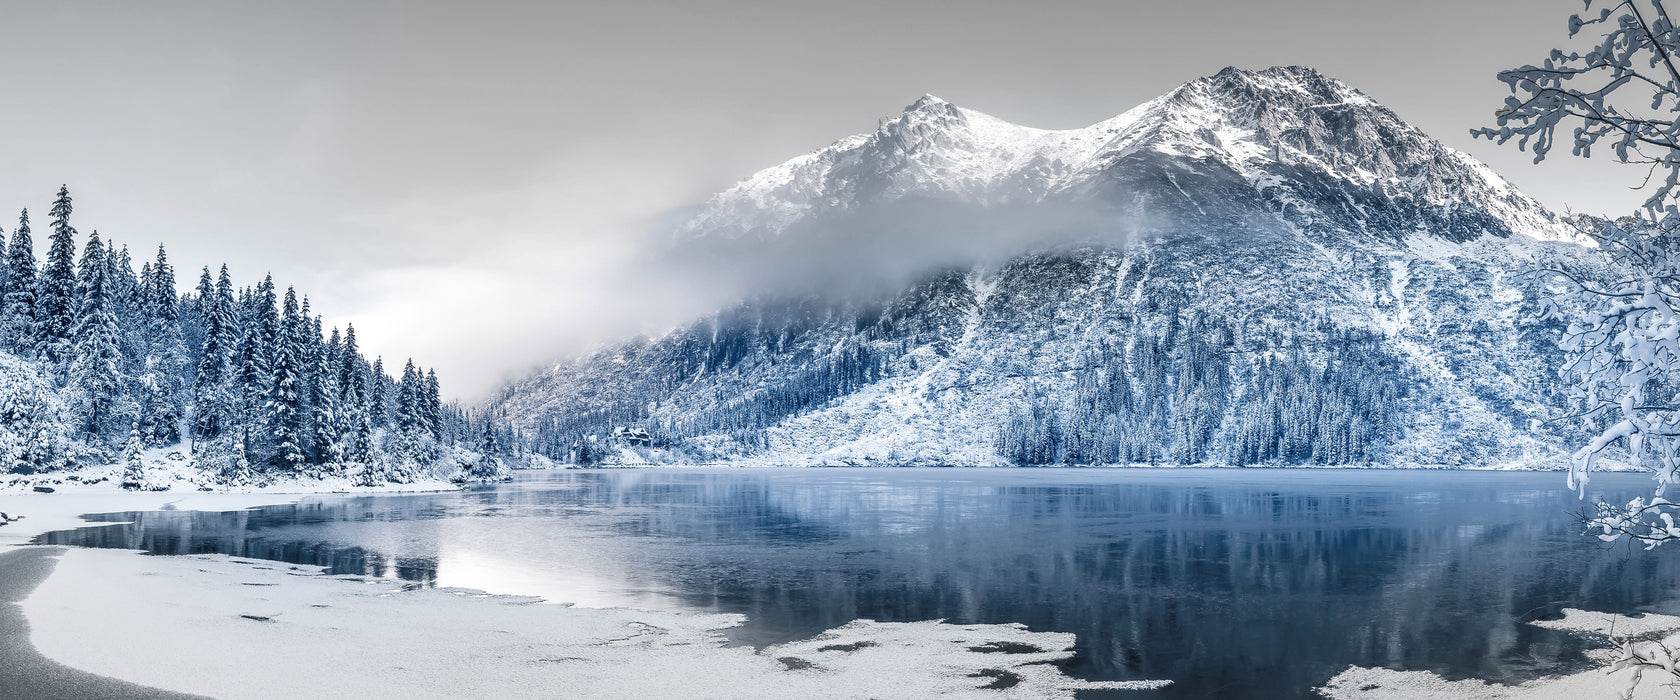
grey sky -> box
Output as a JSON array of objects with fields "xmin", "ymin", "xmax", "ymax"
[{"xmin": 0, "ymin": 0, "xmax": 1637, "ymax": 399}]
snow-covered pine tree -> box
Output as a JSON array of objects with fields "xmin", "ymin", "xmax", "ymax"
[
  {"xmin": 230, "ymin": 279, "xmax": 275, "ymax": 462},
  {"xmin": 397, "ymin": 358, "xmax": 423, "ymax": 437},
  {"xmin": 67, "ymin": 231, "xmax": 127, "ymax": 443},
  {"xmin": 192, "ymin": 266, "xmax": 213, "ymax": 315},
  {"xmin": 144, "ymin": 247, "xmax": 172, "ymax": 320},
  {"xmin": 338, "ymin": 325, "xmax": 362, "ymax": 402},
  {"xmin": 120, "ymin": 423, "xmax": 145, "ymax": 490},
  {"xmin": 110, "ymin": 245, "xmax": 140, "ymax": 321},
  {"xmin": 424, "ymin": 368, "xmax": 442, "ymax": 440},
  {"xmin": 323, "ymin": 327, "xmax": 341, "ymax": 388},
  {"xmin": 307, "ymin": 306, "xmax": 328, "ymax": 461},
  {"xmin": 113, "ymin": 247, "xmax": 147, "ymax": 385},
  {"xmin": 252, "ymin": 275, "xmax": 279, "ymax": 357},
  {"xmin": 369, "ymin": 356, "xmax": 391, "ymax": 427},
  {"xmin": 479, "ymin": 420, "xmax": 501, "ymax": 455},
  {"xmin": 461, "ymin": 419, "xmax": 505, "ymax": 482},
  {"xmin": 291, "ymin": 297, "xmax": 320, "ymax": 463},
  {"xmin": 138, "ymin": 244, "xmax": 187, "ymax": 444},
  {"xmin": 136, "ymin": 260, "xmax": 151, "ymax": 303},
  {"xmin": 176, "ymin": 267, "xmax": 210, "ymax": 375},
  {"xmin": 36, "ymin": 187, "xmax": 78, "ymax": 374},
  {"xmin": 336, "ymin": 326, "xmax": 372, "ymax": 463},
  {"xmin": 191, "ymin": 265, "xmax": 237, "ymax": 442},
  {"xmin": 308, "ymin": 325, "xmax": 343, "ymax": 466},
  {"xmin": 112, "ymin": 246, "xmax": 146, "ymax": 412},
  {"xmin": 264, "ymin": 287, "xmax": 307, "ymax": 470},
  {"xmin": 0, "ymin": 210, "xmax": 35, "ymax": 354},
  {"xmin": 0, "ymin": 352, "xmax": 75, "ymax": 473}
]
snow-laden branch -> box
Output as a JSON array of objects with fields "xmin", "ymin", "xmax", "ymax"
[
  {"xmin": 1547, "ymin": 217, "xmax": 1680, "ymax": 556},
  {"xmin": 1487, "ymin": 5, "xmax": 1680, "ymax": 695},
  {"xmin": 1475, "ymin": 0, "xmax": 1680, "ymax": 224}
]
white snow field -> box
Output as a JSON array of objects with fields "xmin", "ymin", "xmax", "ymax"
[
  {"xmin": 3, "ymin": 490, "xmax": 1168, "ymax": 699},
  {"xmin": 0, "ymin": 443, "xmax": 468, "ymax": 498},
  {"xmin": 21, "ymin": 548, "xmax": 1168, "ymax": 699},
  {"xmin": 1317, "ymin": 609, "xmax": 1680, "ymax": 699}
]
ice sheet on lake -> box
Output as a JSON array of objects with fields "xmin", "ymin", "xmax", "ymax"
[
  {"xmin": 1317, "ymin": 609, "xmax": 1680, "ymax": 700},
  {"xmin": 23, "ymin": 548, "xmax": 1170, "ymax": 699},
  {"xmin": 765, "ymin": 619, "xmax": 1172, "ymax": 696}
]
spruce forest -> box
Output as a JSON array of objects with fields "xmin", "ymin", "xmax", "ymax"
[
  {"xmin": 0, "ymin": 187, "xmax": 517, "ymax": 484},
  {"xmin": 512, "ymin": 277, "xmax": 1420, "ymax": 469}
]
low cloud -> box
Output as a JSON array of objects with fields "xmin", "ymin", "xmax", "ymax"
[{"xmin": 647, "ymin": 196, "xmax": 1142, "ymax": 308}]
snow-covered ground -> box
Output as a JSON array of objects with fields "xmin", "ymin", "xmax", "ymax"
[
  {"xmin": 1, "ymin": 487, "xmax": 1168, "ymax": 699},
  {"xmin": 0, "ymin": 443, "xmax": 463, "ymax": 498},
  {"xmin": 22, "ymin": 548, "xmax": 1167, "ymax": 699},
  {"xmin": 1318, "ymin": 609, "xmax": 1680, "ymax": 699}
]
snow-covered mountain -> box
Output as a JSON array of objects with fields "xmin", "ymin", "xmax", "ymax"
[
  {"xmin": 680, "ymin": 66, "xmax": 1570, "ymax": 245},
  {"xmin": 492, "ymin": 66, "xmax": 1600, "ymax": 467}
]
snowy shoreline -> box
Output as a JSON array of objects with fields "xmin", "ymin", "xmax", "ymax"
[
  {"xmin": 571, "ymin": 461, "xmax": 1591, "ymax": 470},
  {"xmin": 0, "ymin": 484, "xmax": 1170, "ymax": 699},
  {"xmin": 0, "ymin": 459, "xmax": 1611, "ymax": 510},
  {"xmin": 0, "ymin": 438, "xmax": 477, "ymax": 497},
  {"xmin": 1318, "ymin": 609, "xmax": 1680, "ymax": 699},
  {"xmin": 19, "ymin": 547, "xmax": 1171, "ymax": 699}
]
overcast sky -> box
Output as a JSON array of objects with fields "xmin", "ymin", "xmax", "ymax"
[{"xmin": 0, "ymin": 0, "xmax": 1641, "ymax": 400}]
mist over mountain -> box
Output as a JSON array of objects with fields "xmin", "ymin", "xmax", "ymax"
[{"xmin": 491, "ymin": 66, "xmax": 1600, "ymax": 467}]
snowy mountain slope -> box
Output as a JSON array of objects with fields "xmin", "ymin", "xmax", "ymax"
[{"xmin": 494, "ymin": 66, "xmax": 1600, "ymax": 467}]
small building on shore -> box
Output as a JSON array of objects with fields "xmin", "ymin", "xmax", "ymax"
[{"xmin": 609, "ymin": 427, "xmax": 652, "ymax": 447}]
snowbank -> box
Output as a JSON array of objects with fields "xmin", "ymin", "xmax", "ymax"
[
  {"xmin": 0, "ymin": 443, "xmax": 463, "ymax": 498},
  {"xmin": 22, "ymin": 547, "xmax": 1169, "ymax": 699},
  {"xmin": 1317, "ymin": 609, "xmax": 1680, "ymax": 700}
]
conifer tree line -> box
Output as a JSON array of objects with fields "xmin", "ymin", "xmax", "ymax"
[
  {"xmin": 523, "ymin": 308, "xmax": 898, "ymax": 464},
  {"xmin": 515, "ymin": 284, "xmax": 1407, "ymax": 467},
  {"xmin": 665, "ymin": 342, "xmax": 889, "ymax": 442},
  {"xmin": 0, "ymin": 186, "xmax": 514, "ymax": 479},
  {"xmin": 995, "ymin": 321, "xmax": 1406, "ymax": 466}
]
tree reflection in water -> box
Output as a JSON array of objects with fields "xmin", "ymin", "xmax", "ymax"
[{"xmin": 34, "ymin": 469, "xmax": 1680, "ymax": 699}]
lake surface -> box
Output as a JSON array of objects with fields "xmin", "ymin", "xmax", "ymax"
[{"xmin": 34, "ymin": 468, "xmax": 1680, "ymax": 699}]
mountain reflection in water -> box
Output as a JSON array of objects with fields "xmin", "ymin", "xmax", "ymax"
[{"xmin": 34, "ymin": 468, "xmax": 1680, "ymax": 699}]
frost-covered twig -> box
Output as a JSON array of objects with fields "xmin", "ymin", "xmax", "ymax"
[
  {"xmin": 1583, "ymin": 497, "xmax": 1680, "ymax": 547},
  {"xmin": 1476, "ymin": 0, "xmax": 1680, "ymax": 225},
  {"xmin": 1545, "ymin": 218, "xmax": 1680, "ymax": 521},
  {"xmin": 1485, "ymin": 2, "xmax": 1680, "ymax": 550},
  {"xmin": 1605, "ymin": 630, "xmax": 1680, "ymax": 699}
]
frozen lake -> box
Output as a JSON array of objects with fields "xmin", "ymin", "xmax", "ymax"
[{"xmin": 33, "ymin": 468, "xmax": 1680, "ymax": 699}]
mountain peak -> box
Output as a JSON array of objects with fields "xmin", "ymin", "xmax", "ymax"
[
  {"xmin": 1215, "ymin": 64, "xmax": 1329, "ymax": 82},
  {"xmin": 1178, "ymin": 65, "xmax": 1374, "ymax": 113},
  {"xmin": 888, "ymin": 93, "xmax": 970, "ymax": 134},
  {"xmin": 676, "ymin": 66, "xmax": 1571, "ymax": 244},
  {"xmin": 906, "ymin": 94, "xmax": 952, "ymax": 111}
]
